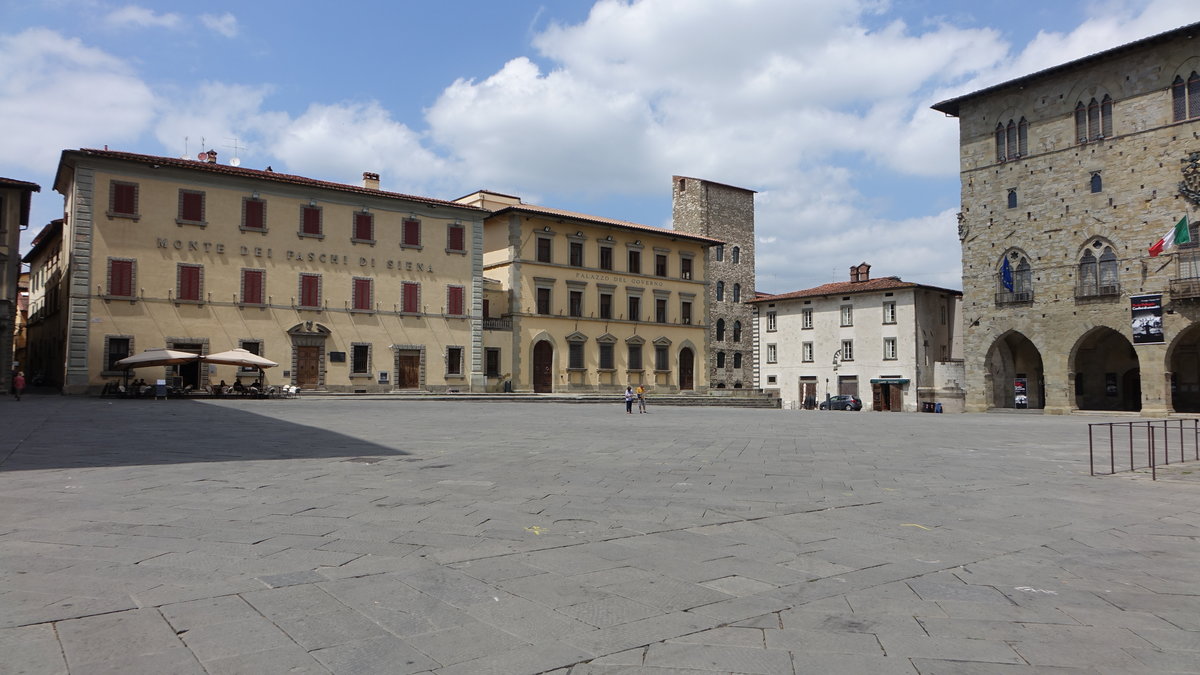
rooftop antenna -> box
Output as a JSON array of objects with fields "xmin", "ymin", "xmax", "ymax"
[
  {"xmin": 197, "ymin": 136, "xmax": 207, "ymax": 161},
  {"xmin": 225, "ymin": 137, "xmax": 244, "ymax": 167},
  {"xmin": 180, "ymin": 136, "xmax": 190, "ymax": 160}
]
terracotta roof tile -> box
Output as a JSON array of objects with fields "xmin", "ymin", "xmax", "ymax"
[
  {"xmin": 749, "ymin": 276, "xmax": 961, "ymax": 303},
  {"xmin": 0, "ymin": 177, "xmax": 41, "ymax": 191},
  {"xmin": 492, "ymin": 202, "xmax": 724, "ymax": 246}
]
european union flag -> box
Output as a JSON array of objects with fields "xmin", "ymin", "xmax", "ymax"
[{"xmin": 1001, "ymin": 257, "xmax": 1014, "ymax": 291}]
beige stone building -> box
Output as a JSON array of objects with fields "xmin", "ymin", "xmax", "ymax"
[
  {"xmin": 458, "ymin": 190, "xmax": 718, "ymax": 394},
  {"xmin": 1, "ymin": 176, "xmax": 40, "ymax": 393},
  {"xmin": 933, "ymin": 21, "xmax": 1200, "ymax": 415},
  {"xmin": 23, "ymin": 219, "xmax": 66, "ymax": 389},
  {"xmin": 49, "ymin": 149, "xmax": 486, "ymax": 394}
]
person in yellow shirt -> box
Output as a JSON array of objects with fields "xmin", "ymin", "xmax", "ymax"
[{"xmin": 635, "ymin": 384, "xmax": 647, "ymax": 413}]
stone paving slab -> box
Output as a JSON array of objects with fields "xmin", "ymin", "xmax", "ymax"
[{"xmin": 3, "ymin": 397, "xmax": 1200, "ymax": 673}]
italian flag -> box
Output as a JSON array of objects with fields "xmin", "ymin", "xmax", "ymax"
[{"xmin": 1149, "ymin": 215, "xmax": 1191, "ymax": 257}]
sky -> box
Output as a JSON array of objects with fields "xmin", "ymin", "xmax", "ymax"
[{"xmin": 1, "ymin": 0, "xmax": 1196, "ymax": 293}]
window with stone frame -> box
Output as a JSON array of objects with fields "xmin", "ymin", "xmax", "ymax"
[
  {"xmin": 841, "ymin": 339, "xmax": 854, "ymax": 361},
  {"xmin": 680, "ymin": 256, "xmax": 693, "ymax": 280},
  {"xmin": 353, "ymin": 211, "xmax": 374, "ymax": 243},
  {"xmin": 241, "ymin": 269, "xmax": 265, "ymax": 305},
  {"xmin": 446, "ymin": 223, "xmax": 466, "ymax": 253},
  {"xmin": 733, "ymin": 352, "xmax": 742, "ymax": 369},
  {"xmin": 627, "ymin": 295, "xmax": 641, "ymax": 322},
  {"xmin": 1077, "ymin": 243, "xmax": 1119, "ymax": 297},
  {"xmin": 599, "ymin": 290, "xmax": 613, "ymax": 319},
  {"xmin": 766, "ymin": 343, "xmax": 777, "ymax": 364},
  {"xmin": 883, "ymin": 337, "xmax": 897, "ymax": 361},
  {"xmin": 655, "ymin": 253, "xmax": 668, "ymax": 277},
  {"xmin": 177, "ymin": 264, "xmax": 203, "ymax": 302},
  {"xmin": 242, "ymin": 197, "xmax": 266, "ymax": 231},
  {"xmin": 1090, "ymin": 172, "xmax": 1102, "ymax": 193},
  {"xmin": 997, "ymin": 252, "xmax": 1033, "ymax": 302},
  {"xmin": 537, "ymin": 237, "xmax": 552, "ymax": 263},
  {"xmin": 994, "ymin": 117, "xmax": 1028, "ymax": 161},
  {"xmin": 732, "ymin": 246, "xmax": 740, "ymax": 264},
  {"xmin": 802, "ymin": 307, "xmax": 813, "ymax": 329},
  {"xmin": 882, "ymin": 301, "xmax": 896, "ymax": 324},
  {"xmin": 627, "ymin": 249, "xmax": 641, "ymax": 274},
  {"xmin": 402, "ymin": 219, "xmax": 422, "ymax": 248},
  {"xmin": 655, "ymin": 297, "xmax": 667, "ymax": 323},
  {"xmin": 802, "ymin": 342, "xmax": 813, "ymax": 362},
  {"xmin": 485, "ymin": 348, "xmax": 501, "ymax": 377},
  {"xmin": 1075, "ymin": 96, "xmax": 1113, "ymax": 142},
  {"xmin": 569, "ymin": 241, "xmax": 584, "ymax": 267},
  {"xmin": 402, "ymin": 282, "xmax": 420, "ymax": 313},
  {"xmin": 300, "ymin": 204, "xmax": 322, "ymax": 237},
  {"xmin": 568, "ymin": 340, "xmax": 586, "ymax": 370},
  {"xmin": 1172, "ymin": 72, "xmax": 1200, "ymax": 122},
  {"xmin": 299, "ymin": 273, "xmax": 321, "ymax": 309},
  {"xmin": 109, "ymin": 181, "xmax": 138, "ymax": 218},
  {"xmin": 733, "ymin": 283, "xmax": 741, "ymax": 303},
  {"xmin": 716, "ymin": 280, "xmax": 724, "ymax": 301},
  {"xmin": 105, "ymin": 336, "xmax": 131, "ymax": 372},
  {"xmin": 352, "ymin": 277, "xmax": 373, "ymax": 311},
  {"xmin": 599, "ymin": 342, "xmax": 615, "ymax": 370},
  {"xmin": 681, "ymin": 299, "xmax": 692, "ymax": 325},
  {"xmin": 599, "ymin": 245, "xmax": 613, "ymax": 270},
  {"xmin": 447, "ymin": 285, "xmax": 465, "ymax": 316},
  {"xmin": 715, "ymin": 244, "xmax": 724, "ymax": 262},
  {"xmin": 716, "ymin": 318, "xmax": 725, "ymax": 341},
  {"xmin": 351, "ymin": 343, "xmax": 371, "ymax": 375},
  {"xmin": 446, "ymin": 346, "xmax": 463, "ymax": 376},
  {"xmin": 716, "ymin": 351, "xmax": 725, "ymax": 368},
  {"xmin": 732, "ymin": 320, "xmax": 741, "ymax": 342},
  {"xmin": 766, "ymin": 311, "xmax": 777, "ymax": 331},
  {"xmin": 537, "ymin": 287, "xmax": 552, "ymax": 315},
  {"xmin": 655, "ymin": 345, "xmax": 669, "ymax": 371},
  {"xmin": 840, "ymin": 305, "xmax": 853, "ymax": 327},
  {"xmin": 177, "ymin": 189, "xmax": 205, "ymax": 226},
  {"xmin": 569, "ymin": 289, "xmax": 583, "ymax": 317},
  {"xmin": 108, "ymin": 258, "xmax": 135, "ymax": 298},
  {"xmin": 627, "ymin": 342, "xmax": 643, "ymax": 370}
]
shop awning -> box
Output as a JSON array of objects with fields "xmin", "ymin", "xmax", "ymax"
[{"xmin": 870, "ymin": 378, "xmax": 910, "ymax": 385}]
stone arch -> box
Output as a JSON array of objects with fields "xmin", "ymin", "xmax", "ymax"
[
  {"xmin": 1069, "ymin": 325, "xmax": 1141, "ymax": 411},
  {"xmin": 529, "ymin": 331, "xmax": 558, "ymax": 393},
  {"xmin": 984, "ymin": 329, "xmax": 1045, "ymax": 409},
  {"xmin": 997, "ymin": 248, "xmax": 1034, "ymax": 299},
  {"xmin": 1167, "ymin": 322, "xmax": 1200, "ymax": 412}
]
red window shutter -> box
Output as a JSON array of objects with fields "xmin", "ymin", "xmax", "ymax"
[
  {"xmin": 180, "ymin": 191, "xmax": 203, "ymax": 222},
  {"xmin": 403, "ymin": 282, "xmax": 419, "ymax": 313},
  {"xmin": 301, "ymin": 274, "xmax": 320, "ymax": 307},
  {"xmin": 448, "ymin": 286, "xmax": 464, "ymax": 315},
  {"xmin": 242, "ymin": 270, "xmax": 263, "ymax": 304},
  {"xmin": 447, "ymin": 225, "xmax": 464, "ymax": 251},
  {"xmin": 354, "ymin": 278, "xmax": 372, "ymax": 310},
  {"xmin": 354, "ymin": 213, "xmax": 373, "ymax": 240},
  {"xmin": 110, "ymin": 260, "xmax": 133, "ymax": 296},
  {"xmin": 179, "ymin": 266, "xmax": 201, "ymax": 301},
  {"xmin": 404, "ymin": 219, "xmax": 420, "ymax": 246},
  {"xmin": 244, "ymin": 200, "xmax": 264, "ymax": 230},
  {"xmin": 112, "ymin": 183, "xmax": 136, "ymax": 215},
  {"xmin": 302, "ymin": 207, "xmax": 321, "ymax": 235}
]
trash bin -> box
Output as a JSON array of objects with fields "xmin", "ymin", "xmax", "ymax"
[
  {"xmin": 934, "ymin": 402, "xmax": 943, "ymax": 414},
  {"xmin": 503, "ymin": 379, "xmax": 512, "ymax": 393},
  {"xmin": 921, "ymin": 402, "xmax": 933, "ymax": 413}
]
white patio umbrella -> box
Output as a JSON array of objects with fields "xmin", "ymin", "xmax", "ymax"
[
  {"xmin": 114, "ymin": 348, "xmax": 204, "ymax": 369},
  {"xmin": 202, "ymin": 349, "xmax": 279, "ymax": 368}
]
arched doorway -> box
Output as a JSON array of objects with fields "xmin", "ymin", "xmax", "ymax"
[
  {"xmin": 984, "ymin": 331, "xmax": 1045, "ymax": 409},
  {"xmin": 1169, "ymin": 323, "xmax": 1200, "ymax": 412},
  {"xmin": 1071, "ymin": 326, "xmax": 1140, "ymax": 412},
  {"xmin": 533, "ymin": 340, "xmax": 553, "ymax": 393},
  {"xmin": 679, "ymin": 347, "xmax": 694, "ymax": 390}
]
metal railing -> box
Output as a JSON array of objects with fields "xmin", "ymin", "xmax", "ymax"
[
  {"xmin": 1089, "ymin": 419, "xmax": 1200, "ymax": 480},
  {"xmin": 995, "ymin": 290, "xmax": 1033, "ymax": 305},
  {"xmin": 1075, "ymin": 283, "xmax": 1121, "ymax": 299}
]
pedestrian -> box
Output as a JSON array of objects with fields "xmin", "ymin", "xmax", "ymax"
[
  {"xmin": 13, "ymin": 371, "xmax": 25, "ymax": 401},
  {"xmin": 624, "ymin": 385, "xmax": 634, "ymax": 414},
  {"xmin": 636, "ymin": 384, "xmax": 647, "ymax": 413}
]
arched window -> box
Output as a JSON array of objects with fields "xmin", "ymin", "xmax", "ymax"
[
  {"xmin": 995, "ymin": 123, "xmax": 1006, "ymax": 161},
  {"xmin": 1087, "ymin": 98, "xmax": 1100, "ymax": 138},
  {"xmin": 998, "ymin": 252, "xmax": 1033, "ymax": 303},
  {"xmin": 1191, "ymin": 72, "xmax": 1200, "ymax": 119},
  {"xmin": 716, "ymin": 318, "xmax": 725, "ymax": 341},
  {"xmin": 733, "ymin": 352, "xmax": 742, "ymax": 369},
  {"xmin": 1091, "ymin": 173, "xmax": 1102, "ymax": 193},
  {"xmin": 1006, "ymin": 120, "xmax": 1017, "ymax": 157},
  {"xmin": 1007, "ymin": 189, "xmax": 1017, "ymax": 209},
  {"xmin": 1078, "ymin": 243, "xmax": 1119, "ymax": 298},
  {"xmin": 1099, "ymin": 247, "xmax": 1118, "ymax": 292},
  {"xmin": 732, "ymin": 283, "xmax": 741, "ymax": 303},
  {"xmin": 715, "ymin": 245, "xmax": 724, "ymax": 262},
  {"xmin": 716, "ymin": 351, "xmax": 725, "ymax": 368},
  {"xmin": 996, "ymin": 117, "xmax": 1030, "ymax": 160},
  {"xmin": 716, "ymin": 280, "xmax": 724, "ymax": 301},
  {"xmin": 732, "ymin": 321, "xmax": 741, "ymax": 342},
  {"xmin": 1075, "ymin": 102, "xmax": 1087, "ymax": 142},
  {"xmin": 1101, "ymin": 96, "xmax": 1113, "ymax": 137},
  {"xmin": 1018, "ymin": 117, "xmax": 1028, "ymax": 155},
  {"xmin": 1078, "ymin": 249, "xmax": 1098, "ymax": 294},
  {"xmin": 1077, "ymin": 95, "xmax": 1114, "ymax": 143},
  {"xmin": 732, "ymin": 246, "xmax": 740, "ymax": 264}
]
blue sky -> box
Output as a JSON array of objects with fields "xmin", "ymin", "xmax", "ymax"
[{"xmin": 1, "ymin": 0, "xmax": 1195, "ymax": 292}]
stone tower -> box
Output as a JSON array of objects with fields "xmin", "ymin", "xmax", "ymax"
[{"xmin": 672, "ymin": 176, "xmax": 757, "ymax": 389}]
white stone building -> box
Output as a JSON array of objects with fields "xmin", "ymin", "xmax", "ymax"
[{"xmin": 750, "ymin": 263, "xmax": 964, "ymax": 412}]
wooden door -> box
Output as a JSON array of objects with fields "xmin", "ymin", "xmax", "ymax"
[
  {"xmin": 533, "ymin": 341, "xmax": 553, "ymax": 393},
  {"xmin": 397, "ymin": 351, "xmax": 421, "ymax": 389},
  {"xmin": 679, "ymin": 348, "xmax": 694, "ymax": 390},
  {"xmin": 889, "ymin": 385, "xmax": 903, "ymax": 412},
  {"xmin": 872, "ymin": 383, "xmax": 884, "ymax": 411},
  {"xmin": 296, "ymin": 346, "xmax": 320, "ymax": 389}
]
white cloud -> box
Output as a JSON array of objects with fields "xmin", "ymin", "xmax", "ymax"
[
  {"xmin": 0, "ymin": 28, "xmax": 156, "ymax": 172},
  {"xmin": 105, "ymin": 5, "xmax": 181, "ymax": 30},
  {"xmin": 200, "ymin": 12, "xmax": 238, "ymax": 38}
]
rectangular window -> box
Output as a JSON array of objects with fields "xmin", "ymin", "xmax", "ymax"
[
  {"xmin": 243, "ymin": 198, "xmax": 266, "ymax": 231},
  {"xmin": 447, "ymin": 285, "xmax": 465, "ymax": 316},
  {"xmin": 842, "ymin": 339, "xmax": 854, "ymax": 361},
  {"xmin": 240, "ymin": 340, "xmax": 263, "ymax": 372},
  {"xmin": 108, "ymin": 259, "xmax": 134, "ymax": 298},
  {"xmin": 537, "ymin": 287, "xmax": 552, "ymax": 315},
  {"xmin": 681, "ymin": 300, "xmax": 692, "ymax": 325},
  {"xmin": 569, "ymin": 241, "xmax": 584, "ymax": 267},
  {"xmin": 569, "ymin": 289, "xmax": 583, "ymax": 317},
  {"xmin": 299, "ymin": 273, "xmax": 321, "ymax": 308},
  {"xmin": 766, "ymin": 311, "xmax": 777, "ymax": 332},
  {"xmin": 177, "ymin": 264, "xmax": 202, "ymax": 302},
  {"xmin": 599, "ymin": 246, "xmax": 613, "ymax": 270},
  {"xmin": 110, "ymin": 181, "xmax": 137, "ymax": 217},
  {"xmin": 767, "ymin": 343, "xmax": 777, "ymax": 364},
  {"xmin": 840, "ymin": 305, "xmax": 853, "ymax": 327},
  {"xmin": 178, "ymin": 190, "xmax": 204, "ymax": 224},
  {"xmin": 537, "ymin": 237, "xmax": 552, "ymax": 263},
  {"xmin": 715, "ymin": 244, "xmax": 724, "ymax": 262},
  {"xmin": 353, "ymin": 212, "xmax": 374, "ymax": 242},
  {"xmin": 351, "ymin": 344, "xmax": 370, "ymax": 374},
  {"xmin": 241, "ymin": 269, "xmax": 265, "ymax": 305},
  {"xmin": 627, "ymin": 296, "xmax": 640, "ymax": 322},
  {"xmin": 655, "ymin": 254, "xmax": 668, "ymax": 277},
  {"xmin": 884, "ymin": 337, "xmax": 897, "ymax": 360},
  {"xmin": 447, "ymin": 224, "xmax": 465, "ymax": 252},
  {"xmin": 802, "ymin": 342, "xmax": 813, "ymax": 362},
  {"xmin": 681, "ymin": 257, "xmax": 693, "ymax": 280},
  {"xmin": 569, "ymin": 342, "xmax": 585, "ymax": 369},
  {"xmin": 446, "ymin": 347, "xmax": 463, "ymax": 376},
  {"xmin": 403, "ymin": 219, "xmax": 421, "ymax": 247},
  {"xmin": 655, "ymin": 297, "xmax": 667, "ymax": 323},
  {"xmin": 883, "ymin": 302, "xmax": 896, "ymax": 324},
  {"xmin": 655, "ymin": 345, "xmax": 669, "ymax": 371},
  {"xmin": 402, "ymin": 282, "xmax": 420, "ymax": 313},
  {"xmin": 353, "ymin": 278, "xmax": 373, "ymax": 311},
  {"xmin": 802, "ymin": 308, "xmax": 813, "ymax": 329},
  {"xmin": 599, "ymin": 292, "xmax": 613, "ymax": 319},
  {"xmin": 301, "ymin": 205, "xmax": 322, "ymax": 236},
  {"xmin": 599, "ymin": 343, "xmax": 614, "ymax": 369},
  {"xmin": 628, "ymin": 250, "xmax": 641, "ymax": 274},
  {"xmin": 106, "ymin": 337, "xmax": 130, "ymax": 372},
  {"xmin": 485, "ymin": 348, "xmax": 500, "ymax": 377},
  {"xmin": 627, "ymin": 343, "xmax": 643, "ymax": 370}
]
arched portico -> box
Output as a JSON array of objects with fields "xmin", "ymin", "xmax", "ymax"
[
  {"xmin": 1168, "ymin": 323, "xmax": 1200, "ymax": 412},
  {"xmin": 1070, "ymin": 326, "xmax": 1140, "ymax": 412},
  {"xmin": 984, "ymin": 330, "xmax": 1045, "ymax": 409}
]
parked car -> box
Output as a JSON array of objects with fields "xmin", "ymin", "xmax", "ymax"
[{"xmin": 820, "ymin": 395, "xmax": 862, "ymax": 410}]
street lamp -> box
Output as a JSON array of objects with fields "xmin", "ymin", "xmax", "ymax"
[{"xmin": 827, "ymin": 349, "xmax": 842, "ymax": 409}]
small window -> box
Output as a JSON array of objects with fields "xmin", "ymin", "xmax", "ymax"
[
  {"xmin": 177, "ymin": 264, "xmax": 202, "ymax": 302},
  {"xmin": 599, "ymin": 292, "xmax": 613, "ymax": 320},
  {"xmin": 537, "ymin": 287, "xmax": 552, "ymax": 315},
  {"xmin": 447, "ymin": 224, "xmax": 466, "ymax": 252},
  {"xmin": 537, "ymin": 237, "xmax": 552, "ymax": 263},
  {"xmin": 1090, "ymin": 173, "xmax": 1102, "ymax": 193},
  {"xmin": 883, "ymin": 302, "xmax": 896, "ymax": 324},
  {"xmin": 106, "ymin": 337, "xmax": 131, "ymax": 372},
  {"xmin": 841, "ymin": 340, "xmax": 854, "ymax": 361},
  {"xmin": 840, "ymin": 305, "xmax": 853, "ymax": 327},
  {"xmin": 802, "ymin": 308, "xmax": 813, "ymax": 329},
  {"xmin": 353, "ymin": 212, "xmax": 374, "ymax": 242},
  {"xmin": 716, "ymin": 318, "xmax": 725, "ymax": 341},
  {"xmin": 239, "ymin": 340, "xmax": 263, "ymax": 372},
  {"xmin": 655, "ymin": 345, "xmax": 669, "ymax": 371},
  {"xmin": 627, "ymin": 295, "xmax": 641, "ymax": 321},
  {"xmin": 732, "ymin": 246, "xmax": 740, "ymax": 264},
  {"xmin": 241, "ymin": 269, "xmax": 265, "ymax": 305},
  {"xmin": 569, "ymin": 342, "xmax": 585, "ymax": 370},
  {"xmin": 178, "ymin": 190, "xmax": 205, "ymax": 225},
  {"xmin": 732, "ymin": 283, "xmax": 741, "ymax": 303},
  {"xmin": 680, "ymin": 257, "xmax": 693, "ymax": 280},
  {"xmin": 242, "ymin": 198, "xmax": 266, "ymax": 231},
  {"xmin": 655, "ymin": 297, "xmax": 667, "ymax": 323},
  {"xmin": 715, "ymin": 244, "xmax": 724, "ymax": 262},
  {"xmin": 300, "ymin": 205, "xmax": 322, "ymax": 237},
  {"xmin": 732, "ymin": 320, "xmax": 741, "ymax": 342},
  {"xmin": 766, "ymin": 311, "xmax": 777, "ymax": 331},
  {"xmin": 766, "ymin": 343, "xmax": 777, "ymax": 364},
  {"xmin": 1007, "ymin": 189, "xmax": 1017, "ymax": 209},
  {"xmin": 655, "ymin": 254, "xmax": 668, "ymax": 277},
  {"xmin": 733, "ymin": 352, "xmax": 742, "ymax": 369},
  {"xmin": 802, "ymin": 342, "xmax": 813, "ymax": 362},
  {"xmin": 716, "ymin": 351, "xmax": 725, "ymax": 368},
  {"xmin": 403, "ymin": 219, "xmax": 422, "ymax": 247},
  {"xmin": 352, "ymin": 278, "xmax": 373, "ymax": 311},
  {"xmin": 108, "ymin": 258, "xmax": 135, "ymax": 298},
  {"xmin": 884, "ymin": 337, "xmax": 897, "ymax": 360},
  {"xmin": 627, "ymin": 343, "xmax": 643, "ymax": 370},
  {"xmin": 447, "ymin": 286, "xmax": 465, "ymax": 316},
  {"xmin": 681, "ymin": 300, "xmax": 692, "ymax": 325},
  {"xmin": 716, "ymin": 281, "xmax": 725, "ymax": 301},
  {"xmin": 299, "ymin": 273, "xmax": 321, "ymax": 309},
  {"xmin": 446, "ymin": 347, "xmax": 463, "ymax": 376},
  {"xmin": 599, "ymin": 343, "xmax": 615, "ymax": 370},
  {"xmin": 402, "ymin": 282, "xmax": 420, "ymax": 313},
  {"xmin": 628, "ymin": 249, "xmax": 641, "ymax": 274},
  {"xmin": 351, "ymin": 344, "xmax": 370, "ymax": 374},
  {"xmin": 569, "ymin": 241, "xmax": 584, "ymax": 267},
  {"xmin": 599, "ymin": 246, "xmax": 613, "ymax": 271},
  {"xmin": 569, "ymin": 290, "xmax": 583, "ymax": 317},
  {"xmin": 110, "ymin": 181, "xmax": 138, "ymax": 217},
  {"xmin": 485, "ymin": 348, "xmax": 501, "ymax": 377}
]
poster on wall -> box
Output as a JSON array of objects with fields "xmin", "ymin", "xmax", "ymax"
[
  {"xmin": 1130, "ymin": 294, "xmax": 1164, "ymax": 345},
  {"xmin": 1014, "ymin": 377, "xmax": 1028, "ymax": 408}
]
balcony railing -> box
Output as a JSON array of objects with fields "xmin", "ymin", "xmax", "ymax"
[
  {"xmin": 995, "ymin": 290, "xmax": 1034, "ymax": 305},
  {"xmin": 1075, "ymin": 283, "xmax": 1121, "ymax": 300},
  {"xmin": 1170, "ymin": 277, "xmax": 1200, "ymax": 300},
  {"xmin": 482, "ymin": 317, "xmax": 512, "ymax": 331}
]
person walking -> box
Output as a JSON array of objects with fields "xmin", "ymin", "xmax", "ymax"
[
  {"xmin": 13, "ymin": 371, "xmax": 25, "ymax": 401},
  {"xmin": 635, "ymin": 384, "xmax": 647, "ymax": 413},
  {"xmin": 624, "ymin": 385, "xmax": 634, "ymax": 414}
]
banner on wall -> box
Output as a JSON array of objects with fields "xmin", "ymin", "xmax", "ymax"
[{"xmin": 1130, "ymin": 294, "xmax": 1165, "ymax": 345}]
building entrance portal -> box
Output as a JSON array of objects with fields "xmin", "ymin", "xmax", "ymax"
[
  {"xmin": 1071, "ymin": 327, "xmax": 1140, "ymax": 412},
  {"xmin": 396, "ymin": 350, "xmax": 422, "ymax": 389},
  {"xmin": 679, "ymin": 347, "xmax": 694, "ymax": 390},
  {"xmin": 295, "ymin": 346, "xmax": 320, "ymax": 389},
  {"xmin": 985, "ymin": 331, "xmax": 1045, "ymax": 409},
  {"xmin": 171, "ymin": 343, "xmax": 204, "ymax": 390},
  {"xmin": 1170, "ymin": 324, "xmax": 1200, "ymax": 412},
  {"xmin": 533, "ymin": 340, "xmax": 554, "ymax": 393}
]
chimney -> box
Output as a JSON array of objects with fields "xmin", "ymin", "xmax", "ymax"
[
  {"xmin": 850, "ymin": 262, "xmax": 871, "ymax": 282},
  {"xmin": 362, "ymin": 172, "xmax": 380, "ymax": 190},
  {"xmin": 204, "ymin": 149, "xmax": 218, "ymax": 163}
]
